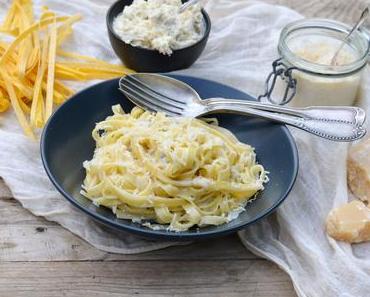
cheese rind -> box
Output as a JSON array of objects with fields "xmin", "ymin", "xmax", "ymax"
[
  {"xmin": 326, "ymin": 200, "xmax": 370, "ymax": 243},
  {"xmin": 347, "ymin": 138, "xmax": 370, "ymax": 203}
]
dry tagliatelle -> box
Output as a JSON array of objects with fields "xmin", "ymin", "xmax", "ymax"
[
  {"xmin": 0, "ymin": 0, "xmax": 133, "ymax": 138},
  {"xmin": 81, "ymin": 106, "xmax": 268, "ymax": 232}
]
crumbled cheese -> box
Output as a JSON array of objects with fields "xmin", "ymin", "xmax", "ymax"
[
  {"xmin": 347, "ymin": 138, "xmax": 370, "ymax": 203},
  {"xmin": 142, "ymin": 222, "xmax": 168, "ymax": 230},
  {"xmin": 326, "ymin": 200, "xmax": 370, "ymax": 243},
  {"xmin": 113, "ymin": 0, "xmax": 204, "ymax": 55},
  {"xmin": 227, "ymin": 206, "xmax": 245, "ymax": 221}
]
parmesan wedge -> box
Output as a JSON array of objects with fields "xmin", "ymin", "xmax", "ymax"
[
  {"xmin": 348, "ymin": 138, "xmax": 370, "ymax": 203},
  {"xmin": 327, "ymin": 200, "xmax": 370, "ymax": 243}
]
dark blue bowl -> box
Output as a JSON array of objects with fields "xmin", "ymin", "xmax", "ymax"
[
  {"xmin": 41, "ymin": 75, "xmax": 298, "ymax": 240},
  {"xmin": 106, "ymin": 0, "xmax": 211, "ymax": 72}
]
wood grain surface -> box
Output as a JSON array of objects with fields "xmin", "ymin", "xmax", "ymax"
[
  {"xmin": 1, "ymin": 0, "xmax": 369, "ymax": 296},
  {"xmin": 263, "ymin": 0, "xmax": 370, "ymax": 24}
]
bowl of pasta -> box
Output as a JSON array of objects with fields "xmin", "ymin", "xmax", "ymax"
[{"xmin": 41, "ymin": 75, "xmax": 298, "ymax": 240}]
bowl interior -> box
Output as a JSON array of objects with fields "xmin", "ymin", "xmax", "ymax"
[
  {"xmin": 106, "ymin": 0, "xmax": 211, "ymax": 51},
  {"xmin": 41, "ymin": 75, "xmax": 298, "ymax": 240},
  {"xmin": 106, "ymin": 0, "xmax": 133, "ymax": 39}
]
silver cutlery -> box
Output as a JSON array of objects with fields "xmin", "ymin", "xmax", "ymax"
[
  {"xmin": 330, "ymin": 7, "xmax": 369, "ymax": 65},
  {"xmin": 119, "ymin": 73, "xmax": 367, "ymax": 142},
  {"xmin": 179, "ymin": 0, "xmax": 201, "ymax": 13}
]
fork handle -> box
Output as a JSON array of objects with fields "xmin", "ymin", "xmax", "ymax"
[
  {"xmin": 204, "ymin": 98, "xmax": 366, "ymax": 126},
  {"xmin": 205, "ymin": 103, "xmax": 366, "ymax": 142}
]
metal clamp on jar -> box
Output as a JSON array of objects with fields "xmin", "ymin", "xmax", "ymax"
[{"xmin": 259, "ymin": 18, "xmax": 370, "ymax": 107}]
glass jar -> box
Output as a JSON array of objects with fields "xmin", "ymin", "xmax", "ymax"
[{"xmin": 260, "ymin": 19, "xmax": 370, "ymax": 107}]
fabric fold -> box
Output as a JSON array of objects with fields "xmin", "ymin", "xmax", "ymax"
[{"xmin": 0, "ymin": 1, "xmax": 369, "ymax": 296}]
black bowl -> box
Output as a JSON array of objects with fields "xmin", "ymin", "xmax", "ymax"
[
  {"xmin": 106, "ymin": 0, "xmax": 211, "ymax": 72},
  {"xmin": 41, "ymin": 75, "xmax": 298, "ymax": 240}
]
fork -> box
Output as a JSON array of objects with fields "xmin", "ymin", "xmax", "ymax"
[{"xmin": 119, "ymin": 74, "xmax": 367, "ymax": 142}]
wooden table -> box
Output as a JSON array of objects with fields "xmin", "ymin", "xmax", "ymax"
[{"xmin": 1, "ymin": 1, "xmax": 369, "ymax": 296}]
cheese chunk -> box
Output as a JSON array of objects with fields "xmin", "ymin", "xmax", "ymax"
[
  {"xmin": 326, "ymin": 200, "xmax": 370, "ymax": 243},
  {"xmin": 347, "ymin": 138, "xmax": 370, "ymax": 203}
]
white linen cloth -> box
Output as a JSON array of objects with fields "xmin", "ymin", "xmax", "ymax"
[{"xmin": 0, "ymin": 0, "xmax": 369, "ymax": 296}]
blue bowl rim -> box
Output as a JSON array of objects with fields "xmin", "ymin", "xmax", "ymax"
[
  {"xmin": 106, "ymin": 0, "xmax": 212, "ymax": 54},
  {"xmin": 40, "ymin": 76, "xmax": 299, "ymax": 240}
]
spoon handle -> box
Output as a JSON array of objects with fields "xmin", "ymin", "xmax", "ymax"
[
  {"xmin": 331, "ymin": 7, "xmax": 369, "ymax": 65},
  {"xmin": 204, "ymin": 98, "xmax": 366, "ymax": 126},
  {"xmin": 204, "ymin": 103, "xmax": 366, "ymax": 142},
  {"xmin": 179, "ymin": 0, "xmax": 201, "ymax": 13}
]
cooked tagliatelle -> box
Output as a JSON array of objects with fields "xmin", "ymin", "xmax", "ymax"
[{"xmin": 81, "ymin": 105, "xmax": 268, "ymax": 231}]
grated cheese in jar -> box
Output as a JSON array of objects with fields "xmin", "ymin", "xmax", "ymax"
[
  {"xmin": 273, "ymin": 19, "xmax": 369, "ymax": 107},
  {"xmin": 287, "ymin": 37, "xmax": 361, "ymax": 107}
]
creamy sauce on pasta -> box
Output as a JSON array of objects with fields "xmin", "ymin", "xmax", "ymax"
[{"xmin": 81, "ymin": 106, "xmax": 268, "ymax": 231}]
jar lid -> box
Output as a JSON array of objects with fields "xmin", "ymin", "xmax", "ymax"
[{"xmin": 278, "ymin": 19, "xmax": 370, "ymax": 77}]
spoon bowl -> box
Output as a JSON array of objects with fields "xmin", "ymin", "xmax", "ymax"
[{"xmin": 119, "ymin": 73, "xmax": 366, "ymax": 141}]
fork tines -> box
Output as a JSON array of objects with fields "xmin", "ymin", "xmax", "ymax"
[{"xmin": 119, "ymin": 75, "xmax": 186, "ymax": 116}]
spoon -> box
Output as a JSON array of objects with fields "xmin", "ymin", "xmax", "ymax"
[
  {"xmin": 330, "ymin": 7, "xmax": 369, "ymax": 65},
  {"xmin": 119, "ymin": 73, "xmax": 367, "ymax": 142},
  {"xmin": 179, "ymin": 0, "xmax": 201, "ymax": 13}
]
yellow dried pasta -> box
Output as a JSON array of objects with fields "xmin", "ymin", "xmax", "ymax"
[{"xmin": 0, "ymin": 0, "xmax": 133, "ymax": 137}]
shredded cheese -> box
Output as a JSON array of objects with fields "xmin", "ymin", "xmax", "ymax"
[{"xmin": 82, "ymin": 106, "xmax": 268, "ymax": 231}]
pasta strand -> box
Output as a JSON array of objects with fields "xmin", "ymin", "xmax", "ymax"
[{"xmin": 81, "ymin": 106, "xmax": 268, "ymax": 231}]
